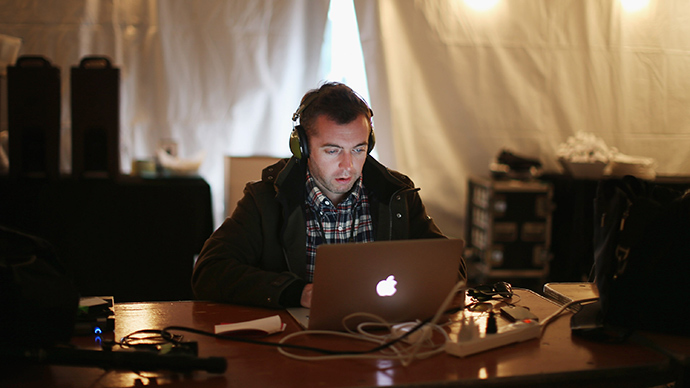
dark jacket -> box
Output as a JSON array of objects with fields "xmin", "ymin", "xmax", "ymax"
[{"xmin": 191, "ymin": 156, "xmax": 445, "ymax": 308}]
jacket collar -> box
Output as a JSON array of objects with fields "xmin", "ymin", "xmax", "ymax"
[
  {"xmin": 361, "ymin": 156, "xmax": 412, "ymax": 201},
  {"xmin": 263, "ymin": 155, "xmax": 414, "ymax": 208}
]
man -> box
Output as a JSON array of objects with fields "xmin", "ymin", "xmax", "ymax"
[{"xmin": 192, "ymin": 82, "xmax": 445, "ymax": 309}]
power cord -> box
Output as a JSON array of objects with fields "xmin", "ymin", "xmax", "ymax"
[
  {"xmin": 111, "ymin": 283, "xmax": 590, "ymax": 367},
  {"xmin": 113, "ymin": 279, "xmax": 470, "ymax": 367},
  {"xmin": 276, "ymin": 279, "xmax": 467, "ymax": 366},
  {"xmin": 539, "ymin": 297, "xmax": 600, "ymax": 335}
]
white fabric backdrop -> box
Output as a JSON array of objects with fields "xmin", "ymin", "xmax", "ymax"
[
  {"xmin": 0, "ymin": 0, "xmax": 329, "ymax": 227},
  {"xmin": 357, "ymin": 0, "xmax": 690, "ymax": 238},
  {"xmin": 2, "ymin": 0, "xmax": 690, "ymax": 239}
]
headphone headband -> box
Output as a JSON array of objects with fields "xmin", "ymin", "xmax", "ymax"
[{"xmin": 292, "ymin": 92, "xmax": 321, "ymax": 123}]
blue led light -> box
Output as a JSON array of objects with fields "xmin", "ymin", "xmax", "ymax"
[{"xmin": 94, "ymin": 327, "xmax": 102, "ymax": 334}]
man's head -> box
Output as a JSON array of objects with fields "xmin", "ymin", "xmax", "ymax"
[
  {"xmin": 291, "ymin": 82, "xmax": 375, "ymax": 205},
  {"xmin": 295, "ymin": 82, "xmax": 373, "ymax": 142}
]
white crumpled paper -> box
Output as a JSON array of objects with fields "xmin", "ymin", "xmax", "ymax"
[
  {"xmin": 556, "ymin": 132, "xmax": 616, "ymax": 163},
  {"xmin": 556, "ymin": 132, "xmax": 657, "ymax": 180}
]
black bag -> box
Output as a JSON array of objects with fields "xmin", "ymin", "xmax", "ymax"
[
  {"xmin": 0, "ymin": 226, "xmax": 80, "ymax": 347},
  {"xmin": 592, "ymin": 175, "xmax": 690, "ymax": 336}
]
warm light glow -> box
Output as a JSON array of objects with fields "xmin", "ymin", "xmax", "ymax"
[
  {"xmin": 323, "ymin": 0, "xmax": 369, "ymax": 102},
  {"xmin": 620, "ymin": 0, "xmax": 649, "ymax": 12},
  {"xmin": 478, "ymin": 366, "xmax": 489, "ymax": 379},
  {"xmin": 322, "ymin": 0, "xmax": 375, "ymax": 158},
  {"xmin": 375, "ymin": 360, "xmax": 395, "ymax": 385},
  {"xmin": 464, "ymin": 0, "xmax": 500, "ymax": 11}
]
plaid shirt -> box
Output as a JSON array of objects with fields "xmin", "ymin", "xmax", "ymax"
[{"xmin": 304, "ymin": 170, "xmax": 374, "ymax": 282}]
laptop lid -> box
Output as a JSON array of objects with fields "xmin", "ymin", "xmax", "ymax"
[{"xmin": 290, "ymin": 238, "xmax": 464, "ymax": 331}]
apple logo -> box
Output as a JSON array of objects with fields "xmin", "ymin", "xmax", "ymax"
[{"xmin": 376, "ymin": 275, "xmax": 397, "ymax": 297}]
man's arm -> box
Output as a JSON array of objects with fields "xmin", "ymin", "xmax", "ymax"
[{"xmin": 191, "ymin": 182, "xmax": 304, "ymax": 308}]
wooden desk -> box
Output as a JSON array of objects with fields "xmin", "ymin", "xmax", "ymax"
[
  {"xmin": 2, "ymin": 290, "xmax": 675, "ymax": 388},
  {"xmin": 544, "ymin": 282, "xmax": 690, "ymax": 387}
]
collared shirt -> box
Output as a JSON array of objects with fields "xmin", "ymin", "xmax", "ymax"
[{"xmin": 304, "ymin": 170, "xmax": 374, "ymax": 282}]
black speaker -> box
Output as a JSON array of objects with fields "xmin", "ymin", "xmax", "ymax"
[
  {"xmin": 7, "ymin": 56, "xmax": 61, "ymax": 179},
  {"xmin": 71, "ymin": 56, "xmax": 120, "ymax": 178}
]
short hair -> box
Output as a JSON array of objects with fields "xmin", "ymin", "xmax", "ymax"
[{"xmin": 297, "ymin": 82, "xmax": 373, "ymax": 137}]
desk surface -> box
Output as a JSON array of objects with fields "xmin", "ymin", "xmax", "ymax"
[
  {"xmin": 544, "ymin": 282, "xmax": 690, "ymax": 381},
  {"xmin": 3, "ymin": 290, "xmax": 677, "ymax": 388}
]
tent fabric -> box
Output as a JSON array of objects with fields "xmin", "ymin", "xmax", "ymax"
[
  {"xmin": 0, "ymin": 0, "xmax": 330, "ymax": 227},
  {"xmin": 357, "ymin": 0, "xmax": 690, "ymax": 237},
  {"xmin": 2, "ymin": 0, "xmax": 690, "ymax": 239}
]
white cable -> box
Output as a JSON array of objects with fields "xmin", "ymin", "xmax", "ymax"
[
  {"xmin": 277, "ymin": 327, "xmax": 447, "ymax": 364},
  {"xmin": 278, "ymin": 279, "xmax": 467, "ymax": 366},
  {"xmin": 539, "ymin": 297, "xmax": 600, "ymax": 335}
]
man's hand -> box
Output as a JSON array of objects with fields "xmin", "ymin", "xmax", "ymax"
[{"xmin": 301, "ymin": 283, "xmax": 313, "ymax": 308}]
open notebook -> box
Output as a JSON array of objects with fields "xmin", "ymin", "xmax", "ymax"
[{"xmin": 287, "ymin": 238, "xmax": 464, "ymax": 331}]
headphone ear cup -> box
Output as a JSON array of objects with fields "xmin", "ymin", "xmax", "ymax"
[
  {"xmin": 289, "ymin": 125, "xmax": 309, "ymax": 160},
  {"xmin": 289, "ymin": 129, "xmax": 302, "ymax": 159},
  {"xmin": 368, "ymin": 129, "xmax": 376, "ymax": 154}
]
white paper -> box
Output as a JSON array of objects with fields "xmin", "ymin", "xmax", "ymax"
[{"xmin": 214, "ymin": 315, "xmax": 285, "ymax": 336}]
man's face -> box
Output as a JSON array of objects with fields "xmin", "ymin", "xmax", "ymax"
[{"xmin": 307, "ymin": 114, "xmax": 370, "ymax": 205}]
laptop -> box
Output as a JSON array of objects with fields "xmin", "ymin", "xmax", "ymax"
[{"xmin": 287, "ymin": 238, "xmax": 465, "ymax": 331}]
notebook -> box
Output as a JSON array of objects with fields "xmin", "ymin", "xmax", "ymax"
[{"xmin": 287, "ymin": 238, "xmax": 464, "ymax": 331}]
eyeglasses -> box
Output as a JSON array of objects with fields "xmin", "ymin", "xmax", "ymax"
[{"xmin": 467, "ymin": 281, "xmax": 513, "ymax": 301}]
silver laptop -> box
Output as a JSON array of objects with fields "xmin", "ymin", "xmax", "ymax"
[{"xmin": 287, "ymin": 238, "xmax": 464, "ymax": 331}]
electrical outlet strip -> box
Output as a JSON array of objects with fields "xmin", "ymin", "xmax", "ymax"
[{"xmin": 445, "ymin": 319, "xmax": 541, "ymax": 358}]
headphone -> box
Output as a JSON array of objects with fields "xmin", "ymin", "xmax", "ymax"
[{"xmin": 289, "ymin": 92, "xmax": 375, "ymax": 160}]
